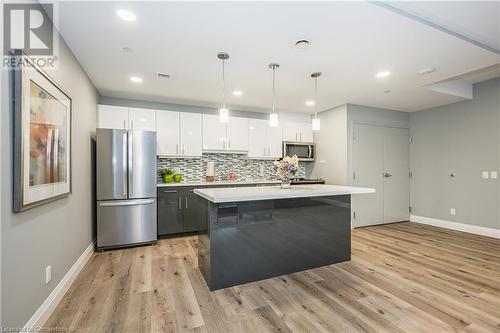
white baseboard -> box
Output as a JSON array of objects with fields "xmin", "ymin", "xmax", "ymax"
[
  {"xmin": 23, "ymin": 241, "xmax": 95, "ymax": 330},
  {"xmin": 410, "ymin": 215, "xmax": 500, "ymax": 239}
]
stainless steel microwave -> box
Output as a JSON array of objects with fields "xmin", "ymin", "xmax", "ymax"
[{"xmin": 282, "ymin": 141, "xmax": 315, "ymax": 161}]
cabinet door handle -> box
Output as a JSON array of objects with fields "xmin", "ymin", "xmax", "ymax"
[
  {"xmin": 295, "ymin": 133, "xmax": 298, "ymax": 141},
  {"xmin": 182, "ymin": 144, "xmax": 185, "ymax": 154},
  {"xmin": 264, "ymin": 147, "xmax": 266, "ymax": 156},
  {"xmin": 163, "ymin": 190, "xmax": 177, "ymax": 193},
  {"xmin": 131, "ymin": 120, "xmax": 134, "ymax": 130},
  {"xmin": 176, "ymin": 143, "xmax": 179, "ymax": 154},
  {"xmin": 228, "ymin": 139, "xmax": 231, "ymax": 149},
  {"xmin": 300, "ymin": 132, "xmax": 302, "ymax": 142},
  {"xmin": 185, "ymin": 197, "xmax": 188, "ymax": 209},
  {"xmin": 123, "ymin": 120, "xmax": 126, "ymax": 129},
  {"xmin": 178, "ymin": 197, "xmax": 182, "ymax": 210}
]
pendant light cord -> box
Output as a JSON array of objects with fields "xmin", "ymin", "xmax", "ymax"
[
  {"xmin": 222, "ymin": 59, "xmax": 226, "ymax": 109},
  {"xmin": 272, "ymin": 67, "xmax": 276, "ymax": 114},
  {"xmin": 314, "ymin": 76, "xmax": 318, "ymax": 118}
]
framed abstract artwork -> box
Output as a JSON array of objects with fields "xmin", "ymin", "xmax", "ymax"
[{"xmin": 13, "ymin": 51, "xmax": 72, "ymax": 212}]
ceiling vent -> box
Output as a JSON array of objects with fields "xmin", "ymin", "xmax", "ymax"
[{"xmin": 157, "ymin": 72, "xmax": 171, "ymax": 79}]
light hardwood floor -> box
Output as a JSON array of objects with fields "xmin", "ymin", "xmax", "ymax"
[{"xmin": 45, "ymin": 222, "xmax": 500, "ymax": 332}]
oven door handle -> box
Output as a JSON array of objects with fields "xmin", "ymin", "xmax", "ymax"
[{"xmin": 308, "ymin": 145, "xmax": 312, "ymax": 158}]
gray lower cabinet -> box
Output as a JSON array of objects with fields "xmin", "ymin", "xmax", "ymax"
[
  {"xmin": 157, "ymin": 187, "xmax": 208, "ymax": 235},
  {"xmin": 157, "ymin": 183, "xmax": 278, "ymax": 236}
]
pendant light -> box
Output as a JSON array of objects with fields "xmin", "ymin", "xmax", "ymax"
[
  {"xmin": 269, "ymin": 63, "xmax": 280, "ymax": 127},
  {"xmin": 217, "ymin": 52, "xmax": 230, "ymax": 123},
  {"xmin": 311, "ymin": 72, "xmax": 321, "ymax": 131}
]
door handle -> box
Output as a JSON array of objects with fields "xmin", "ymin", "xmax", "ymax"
[
  {"xmin": 300, "ymin": 132, "xmax": 302, "ymax": 142},
  {"xmin": 185, "ymin": 197, "xmax": 188, "ymax": 209},
  {"xmin": 99, "ymin": 199, "xmax": 155, "ymax": 207},
  {"xmin": 128, "ymin": 131, "xmax": 133, "ymax": 196},
  {"xmin": 176, "ymin": 143, "xmax": 179, "ymax": 155},
  {"xmin": 178, "ymin": 197, "xmax": 182, "ymax": 210},
  {"xmin": 163, "ymin": 190, "xmax": 177, "ymax": 193},
  {"xmin": 122, "ymin": 132, "xmax": 127, "ymax": 196},
  {"xmin": 384, "ymin": 172, "xmax": 392, "ymax": 178}
]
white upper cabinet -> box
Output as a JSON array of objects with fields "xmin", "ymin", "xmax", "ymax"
[
  {"xmin": 268, "ymin": 123, "xmax": 283, "ymax": 158},
  {"xmin": 179, "ymin": 113, "xmax": 202, "ymax": 157},
  {"xmin": 226, "ymin": 117, "xmax": 249, "ymax": 151},
  {"xmin": 202, "ymin": 115, "xmax": 249, "ymax": 152},
  {"xmin": 97, "ymin": 105, "xmax": 129, "ymax": 130},
  {"xmin": 248, "ymin": 119, "xmax": 283, "ymax": 159},
  {"xmin": 156, "ymin": 111, "xmax": 202, "ymax": 157},
  {"xmin": 283, "ymin": 120, "xmax": 313, "ymax": 142},
  {"xmin": 248, "ymin": 119, "xmax": 267, "ymax": 158},
  {"xmin": 202, "ymin": 114, "xmax": 226, "ymax": 150},
  {"xmin": 129, "ymin": 107, "xmax": 156, "ymax": 131},
  {"xmin": 97, "ymin": 105, "xmax": 156, "ymax": 131},
  {"xmin": 156, "ymin": 110, "xmax": 180, "ymax": 156}
]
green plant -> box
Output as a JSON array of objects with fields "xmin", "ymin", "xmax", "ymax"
[{"xmin": 159, "ymin": 168, "xmax": 175, "ymax": 177}]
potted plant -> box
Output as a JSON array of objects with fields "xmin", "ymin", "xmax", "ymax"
[
  {"xmin": 273, "ymin": 155, "xmax": 299, "ymax": 189},
  {"xmin": 159, "ymin": 169, "xmax": 175, "ymax": 183}
]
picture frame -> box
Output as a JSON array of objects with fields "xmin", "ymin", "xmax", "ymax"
[{"xmin": 13, "ymin": 51, "xmax": 72, "ymax": 212}]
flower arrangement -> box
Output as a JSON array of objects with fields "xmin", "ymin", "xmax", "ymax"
[{"xmin": 273, "ymin": 155, "xmax": 299, "ymax": 187}]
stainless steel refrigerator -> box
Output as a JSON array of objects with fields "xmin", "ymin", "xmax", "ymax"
[{"xmin": 96, "ymin": 129, "xmax": 157, "ymax": 250}]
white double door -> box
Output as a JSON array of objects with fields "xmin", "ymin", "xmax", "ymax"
[{"xmin": 352, "ymin": 124, "xmax": 410, "ymax": 227}]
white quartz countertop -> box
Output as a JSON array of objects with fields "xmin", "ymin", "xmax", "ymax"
[
  {"xmin": 193, "ymin": 184, "xmax": 375, "ymax": 203},
  {"xmin": 157, "ymin": 180, "xmax": 281, "ymax": 187}
]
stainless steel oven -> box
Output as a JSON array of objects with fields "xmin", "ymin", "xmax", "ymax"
[{"xmin": 282, "ymin": 141, "xmax": 315, "ymax": 161}]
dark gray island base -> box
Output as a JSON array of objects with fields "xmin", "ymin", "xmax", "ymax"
[{"xmin": 197, "ymin": 195, "xmax": 351, "ymax": 290}]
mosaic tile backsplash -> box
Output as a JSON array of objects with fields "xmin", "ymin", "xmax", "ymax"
[{"xmin": 157, "ymin": 153, "xmax": 307, "ymax": 183}]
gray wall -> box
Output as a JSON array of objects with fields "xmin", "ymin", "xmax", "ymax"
[
  {"xmin": 311, "ymin": 105, "xmax": 349, "ymax": 184},
  {"xmin": 312, "ymin": 104, "xmax": 410, "ymax": 185},
  {"xmin": 410, "ymin": 77, "xmax": 500, "ymax": 230},
  {"xmin": 1, "ymin": 38, "xmax": 99, "ymax": 327}
]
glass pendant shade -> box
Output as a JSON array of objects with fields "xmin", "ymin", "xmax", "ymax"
[
  {"xmin": 219, "ymin": 108, "xmax": 229, "ymax": 123},
  {"xmin": 312, "ymin": 117, "xmax": 321, "ymax": 131},
  {"xmin": 269, "ymin": 113, "xmax": 279, "ymax": 127}
]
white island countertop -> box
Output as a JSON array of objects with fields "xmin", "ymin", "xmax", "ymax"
[{"xmin": 193, "ymin": 184, "xmax": 375, "ymax": 203}]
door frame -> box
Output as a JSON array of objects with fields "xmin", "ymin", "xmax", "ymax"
[{"xmin": 348, "ymin": 120, "xmax": 411, "ymax": 227}]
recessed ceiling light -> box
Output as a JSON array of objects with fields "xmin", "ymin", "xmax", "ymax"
[
  {"xmin": 117, "ymin": 9, "xmax": 136, "ymax": 22},
  {"xmin": 376, "ymin": 71, "xmax": 391, "ymax": 79},
  {"xmin": 157, "ymin": 72, "xmax": 171, "ymax": 79},
  {"xmin": 122, "ymin": 47, "xmax": 134, "ymax": 53},
  {"xmin": 418, "ymin": 67, "xmax": 436, "ymax": 75},
  {"xmin": 305, "ymin": 100, "xmax": 315, "ymax": 106},
  {"xmin": 233, "ymin": 90, "xmax": 243, "ymax": 96},
  {"xmin": 384, "ymin": 89, "xmax": 391, "ymax": 94},
  {"xmin": 294, "ymin": 39, "xmax": 310, "ymax": 49},
  {"xmin": 130, "ymin": 76, "xmax": 143, "ymax": 83}
]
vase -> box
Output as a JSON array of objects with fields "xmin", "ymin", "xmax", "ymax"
[{"xmin": 281, "ymin": 178, "xmax": 291, "ymax": 189}]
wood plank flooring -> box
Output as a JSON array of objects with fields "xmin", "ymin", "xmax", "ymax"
[{"xmin": 45, "ymin": 222, "xmax": 500, "ymax": 332}]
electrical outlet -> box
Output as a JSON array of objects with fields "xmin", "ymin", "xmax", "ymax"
[
  {"xmin": 482, "ymin": 171, "xmax": 489, "ymax": 179},
  {"xmin": 450, "ymin": 208, "xmax": 456, "ymax": 216},
  {"xmin": 45, "ymin": 265, "xmax": 52, "ymax": 284},
  {"xmin": 491, "ymin": 171, "xmax": 498, "ymax": 179}
]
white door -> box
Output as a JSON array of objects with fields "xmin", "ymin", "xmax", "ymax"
[
  {"xmin": 97, "ymin": 105, "xmax": 128, "ymax": 130},
  {"xmin": 156, "ymin": 111, "xmax": 180, "ymax": 156},
  {"xmin": 383, "ymin": 127, "xmax": 410, "ymax": 223},
  {"xmin": 352, "ymin": 124, "xmax": 384, "ymax": 227},
  {"xmin": 267, "ymin": 123, "xmax": 283, "ymax": 158},
  {"xmin": 202, "ymin": 114, "xmax": 226, "ymax": 150},
  {"xmin": 298, "ymin": 122, "xmax": 313, "ymax": 142},
  {"xmin": 227, "ymin": 117, "xmax": 249, "ymax": 151},
  {"xmin": 248, "ymin": 119, "xmax": 267, "ymax": 158},
  {"xmin": 283, "ymin": 121, "xmax": 300, "ymax": 142},
  {"xmin": 352, "ymin": 124, "xmax": 410, "ymax": 227},
  {"xmin": 129, "ymin": 108, "xmax": 156, "ymax": 131},
  {"xmin": 180, "ymin": 112, "xmax": 202, "ymax": 157}
]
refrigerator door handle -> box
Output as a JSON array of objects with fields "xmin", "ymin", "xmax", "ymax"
[
  {"xmin": 122, "ymin": 133, "xmax": 127, "ymax": 196},
  {"xmin": 99, "ymin": 199, "xmax": 155, "ymax": 207},
  {"xmin": 128, "ymin": 131, "xmax": 133, "ymax": 197}
]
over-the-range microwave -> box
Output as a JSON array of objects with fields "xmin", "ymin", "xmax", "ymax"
[{"xmin": 282, "ymin": 141, "xmax": 315, "ymax": 161}]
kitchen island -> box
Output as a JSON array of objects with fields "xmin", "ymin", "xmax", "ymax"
[{"xmin": 194, "ymin": 184, "xmax": 374, "ymax": 290}]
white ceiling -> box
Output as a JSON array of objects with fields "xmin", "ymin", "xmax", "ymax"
[{"xmin": 56, "ymin": 1, "xmax": 500, "ymax": 113}]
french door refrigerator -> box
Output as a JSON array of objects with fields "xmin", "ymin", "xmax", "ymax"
[{"xmin": 96, "ymin": 128, "xmax": 157, "ymax": 250}]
